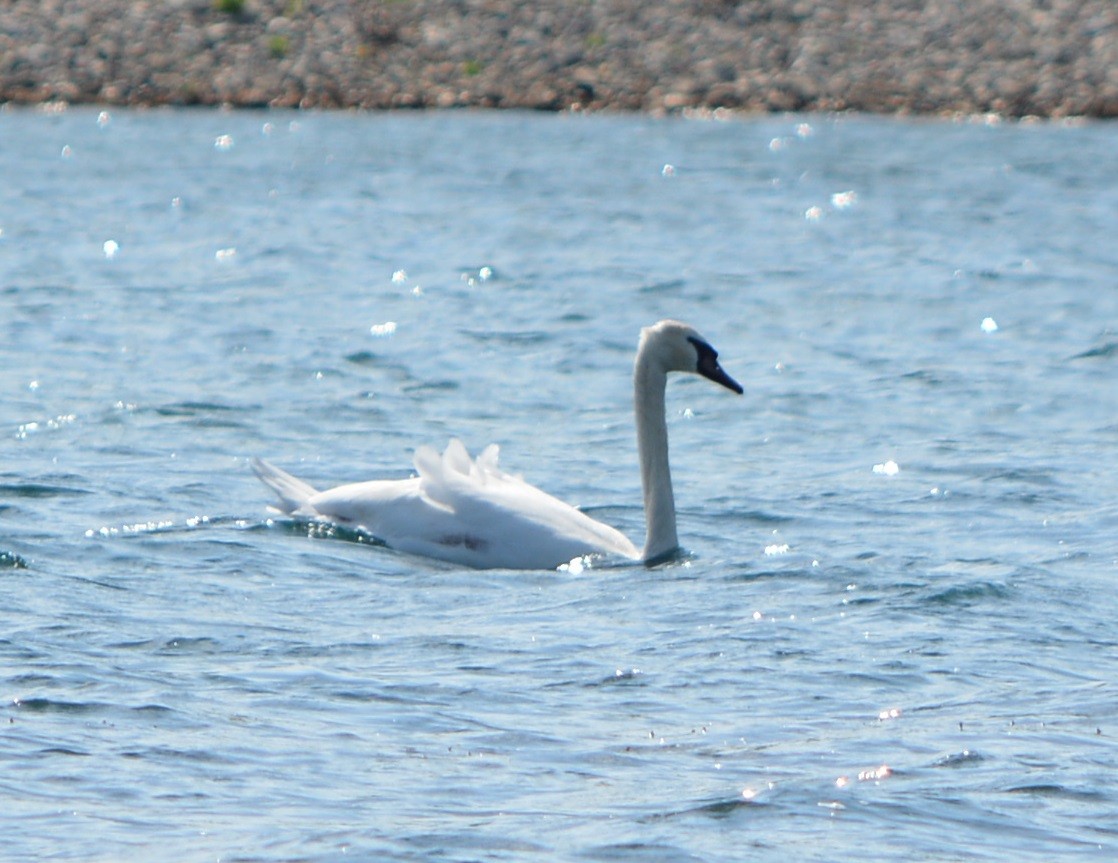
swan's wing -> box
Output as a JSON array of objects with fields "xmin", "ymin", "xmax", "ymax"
[{"xmin": 414, "ymin": 440, "xmax": 639, "ymax": 567}]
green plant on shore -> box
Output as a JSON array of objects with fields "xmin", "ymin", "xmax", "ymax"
[
  {"xmin": 585, "ymin": 32, "xmax": 606, "ymax": 49},
  {"xmin": 214, "ymin": 0, "xmax": 246, "ymax": 14},
  {"xmin": 285, "ymin": 0, "xmax": 305, "ymax": 14},
  {"xmin": 463, "ymin": 59, "xmax": 484, "ymax": 76},
  {"xmin": 269, "ymin": 35, "xmax": 290, "ymax": 58}
]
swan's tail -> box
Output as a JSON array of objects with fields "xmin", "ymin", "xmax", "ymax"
[{"xmin": 251, "ymin": 458, "xmax": 319, "ymax": 515}]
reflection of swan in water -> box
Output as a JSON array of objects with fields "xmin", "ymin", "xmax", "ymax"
[{"xmin": 253, "ymin": 320, "xmax": 742, "ymax": 569}]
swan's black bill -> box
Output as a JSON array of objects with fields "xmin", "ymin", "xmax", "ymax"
[{"xmin": 689, "ymin": 336, "xmax": 744, "ymax": 394}]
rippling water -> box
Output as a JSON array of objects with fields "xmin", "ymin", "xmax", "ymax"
[{"xmin": 3, "ymin": 107, "xmax": 1118, "ymax": 861}]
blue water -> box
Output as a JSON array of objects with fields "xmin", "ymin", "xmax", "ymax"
[{"xmin": 3, "ymin": 107, "xmax": 1118, "ymax": 861}]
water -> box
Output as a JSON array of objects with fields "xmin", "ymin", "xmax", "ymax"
[{"xmin": 3, "ymin": 107, "xmax": 1118, "ymax": 861}]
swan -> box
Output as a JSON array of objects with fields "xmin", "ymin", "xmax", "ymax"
[{"xmin": 252, "ymin": 320, "xmax": 742, "ymax": 569}]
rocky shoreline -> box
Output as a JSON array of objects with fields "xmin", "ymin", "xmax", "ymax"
[{"xmin": 3, "ymin": 0, "xmax": 1117, "ymax": 116}]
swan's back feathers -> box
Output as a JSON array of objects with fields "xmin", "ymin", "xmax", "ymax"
[
  {"xmin": 411, "ymin": 439, "xmax": 505, "ymax": 511},
  {"xmin": 412, "ymin": 444, "xmax": 454, "ymax": 512}
]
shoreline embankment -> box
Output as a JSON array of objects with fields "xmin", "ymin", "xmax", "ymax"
[{"xmin": 3, "ymin": 0, "xmax": 1117, "ymax": 117}]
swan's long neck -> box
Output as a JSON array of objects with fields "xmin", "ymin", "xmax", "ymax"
[{"xmin": 634, "ymin": 350, "xmax": 678, "ymax": 562}]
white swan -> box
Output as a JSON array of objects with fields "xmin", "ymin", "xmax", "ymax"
[{"xmin": 252, "ymin": 320, "xmax": 742, "ymax": 569}]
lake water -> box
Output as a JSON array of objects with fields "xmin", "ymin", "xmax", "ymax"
[{"xmin": 3, "ymin": 107, "xmax": 1118, "ymax": 861}]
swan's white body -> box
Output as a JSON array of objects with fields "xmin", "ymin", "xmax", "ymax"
[
  {"xmin": 253, "ymin": 320, "xmax": 741, "ymax": 569},
  {"xmin": 254, "ymin": 439, "xmax": 637, "ymax": 569}
]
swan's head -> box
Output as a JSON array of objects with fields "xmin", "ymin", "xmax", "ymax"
[{"xmin": 639, "ymin": 320, "xmax": 743, "ymax": 394}]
